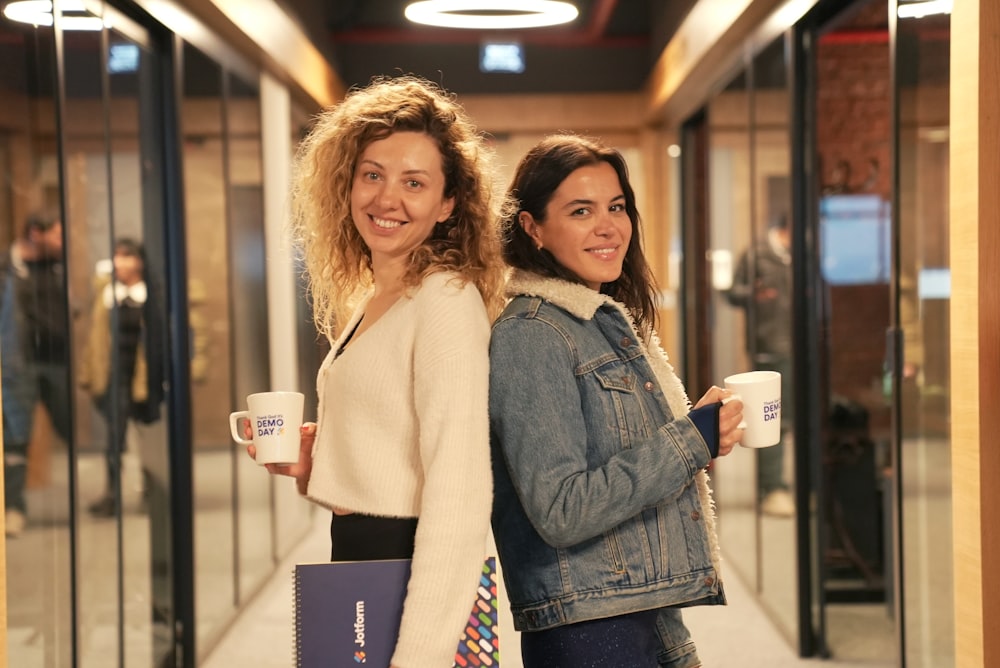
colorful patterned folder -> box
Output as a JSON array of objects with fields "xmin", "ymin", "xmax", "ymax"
[{"xmin": 294, "ymin": 557, "xmax": 499, "ymax": 667}]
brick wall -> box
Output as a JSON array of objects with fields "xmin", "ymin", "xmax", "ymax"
[{"xmin": 816, "ymin": 36, "xmax": 892, "ymax": 427}]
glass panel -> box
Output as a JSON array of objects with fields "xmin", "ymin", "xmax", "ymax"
[
  {"xmin": 814, "ymin": 0, "xmax": 895, "ymax": 661},
  {"xmin": 61, "ymin": 6, "xmax": 168, "ymax": 665},
  {"xmin": 750, "ymin": 35, "xmax": 797, "ymax": 640},
  {"xmin": 1, "ymin": 17, "xmax": 73, "ymax": 668},
  {"xmin": 896, "ymin": 6, "xmax": 952, "ymax": 666},
  {"xmin": 274, "ymin": 101, "xmax": 320, "ymax": 560},
  {"xmin": 706, "ymin": 68, "xmax": 758, "ymax": 589},
  {"xmin": 60, "ymin": 17, "xmax": 124, "ymax": 668},
  {"xmin": 103, "ymin": 23, "xmax": 174, "ymax": 666},
  {"xmin": 182, "ymin": 42, "xmax": 238, "ymax": 653},
  {"xmin": 226, "ymin": 71, "xmax": 273, "ymax": 601}
]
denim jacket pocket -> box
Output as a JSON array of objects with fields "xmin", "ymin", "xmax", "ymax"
[{"xmin": 591, "ymin": 366, "xmax": 655, "ymax": 446}]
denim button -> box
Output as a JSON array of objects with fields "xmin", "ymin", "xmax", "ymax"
[
  {"xmin": 620, "ymin": 336, "xmax": 633, "ymax": 347},
  {"xmin": 704, "ymin": 576, "xmax": 715, "ymax": 586},
  {"xmin": 690, "ymin": 511, "xmax": 700, "ymax": 521},
  {"xmin": 643, "ymin": 381, "xmax": 654, "ymax": 391}
]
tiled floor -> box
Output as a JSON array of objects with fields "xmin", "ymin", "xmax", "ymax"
[
  {"xmin": 202, "ymin": 512, "xmax": 892, "ymax": 668},
  {"xmin": 6, "ymin": 442, "xmax": 313, "ymax": 668},
  {"xmin": 5, "ymin": 441, "xmax": 912, "ymax": 667}
]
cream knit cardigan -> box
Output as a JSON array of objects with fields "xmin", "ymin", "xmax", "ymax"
[{"xmin": 307, "ymin": 271, "xmax": 492, "ymax": 668}]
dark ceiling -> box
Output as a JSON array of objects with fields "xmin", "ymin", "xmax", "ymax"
[{"xmin": 279, "ymin": 0, "xmax": 698, "ymax": 95}]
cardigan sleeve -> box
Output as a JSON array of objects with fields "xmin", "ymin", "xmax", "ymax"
[{"xmin": 391, "ymin": 274, "xmax": 493, "ymax": 668}]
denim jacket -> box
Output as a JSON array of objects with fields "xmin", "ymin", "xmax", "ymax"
[{"xmin": 489, "ymin": 271, "xmax": 725, "ymax": 665}]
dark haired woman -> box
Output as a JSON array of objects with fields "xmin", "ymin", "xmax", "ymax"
[
  {"xmin": 489, "ymin": 134, "xmax": 745, "ymax": 667},
  {"xmin": 81, "ymin": 238, "xmax": 159, "ymax": 517}
]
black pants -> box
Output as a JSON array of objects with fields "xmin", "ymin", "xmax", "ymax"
[
  {"xmin": 329, "ymin": 513, "xmax": 417, "ymax": 562},
  {"xmin": 3, "ymin": 439, "xmax": 27, "ymax": 513},
  {"xmin": 96, "ymin": 386, "xmax": 144, "ymax": 496},
  {"xmin": 521, "ymin": 609, "xmax": 662, "ymax": 668}
]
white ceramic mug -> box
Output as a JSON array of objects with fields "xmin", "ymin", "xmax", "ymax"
[
  {"xmin": 724, "ymin": 370, "xmax": 781, "ymax": 448},
  {"xmin": 229, "ymin": 391, "xmax": 304, "ymax": 465}
]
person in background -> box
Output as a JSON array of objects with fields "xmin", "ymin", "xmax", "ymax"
[
  {"xmin": 489, "ymin": 134, "xmax": 743, "ymax": 667},
  {"xmin": 17, "ymin": 213, "xmax": 73, "ymax": 446},
  {"xmin": 1, "ymin": 253, "xmax": 33, "ymax": 537},
  {"xmin": 1, "ymin": 211, "xmax": 73, "ymax": 537},
  {"xmin": 724, "ymin": 213, "xmax": 795, "ymax": 518},
  {"xmin": 248, "ymin": 76, "xmax": 508, "ymax": 667},
  {"xmin": 80, "ymin": 238, "xmax": 163, "ymax": 517}
]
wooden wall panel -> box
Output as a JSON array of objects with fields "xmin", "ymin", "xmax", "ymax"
[{"xmin": 950, "ymin": 0, "xmax": 1000, "ymax": 666}]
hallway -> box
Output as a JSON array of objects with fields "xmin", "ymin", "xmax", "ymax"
[{"xmin": 202, "ymin": 511, "xmax": 889, "ymax": 668}]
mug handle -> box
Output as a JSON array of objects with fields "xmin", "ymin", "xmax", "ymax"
[{"xmin": 229, "ymin": 411, "xmax": 253, "ymax": 445}]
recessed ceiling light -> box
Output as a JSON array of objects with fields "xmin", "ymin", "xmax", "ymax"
[
  {"xmin": 897, "ymin": 0, "xmax": 952, "ymax": 19},
  {"xmin": 404, "ymin": 1, "xmax": 578, "ymax": 30},
  {"xmin": 3, "ymin": 0, "xmax": 105, "ymax": 30}
]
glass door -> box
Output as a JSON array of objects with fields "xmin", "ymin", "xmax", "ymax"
[
  {"xmin": 1, "ymin": 13, "xmax": 74, "ymax": 668},
  {"xmin": 705, "ymin": 66, "xmax": 758, "ymax": 598},
  {"xmin": 894, "ymin": 2, "xmax": 952, "ymax": 665},
  {"xmin": 698, "ymin": 34, "xmax": 800, "ymax": 651},
  {"xmin": 748, "ymin": 35, "xmax": 797, "ymax": 640},
  {"xmin": 809, "ymin": 0, "xmax": 896, "ymax": 662},
  {"xmin": 678, "ymin": 1, "xmax": 955, "ymax": 663},
  {"xmin": 55, "ymin": 3, "xmax": 182, "ymax": 666},
  {"xmin": 803, "ymin": 0, "xmax": 954, "ymax": 664}
]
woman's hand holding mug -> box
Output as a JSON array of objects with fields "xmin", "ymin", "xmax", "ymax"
[
  {"xmin": 246, "ymin": 422, "xmax": 316, "ymax": 496},
  {"xmin": 694, "ymin": 386, "xmax": 744, "ymax": 457}
]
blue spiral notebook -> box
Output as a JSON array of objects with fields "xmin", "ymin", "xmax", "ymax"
[{"xmin": 293, "ymin": 557, "xmax": 499, "ymax": 667}]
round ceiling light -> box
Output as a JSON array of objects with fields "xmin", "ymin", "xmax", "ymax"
[
  {"xmin": 404, "ymin": 1, "xmax": 578, "ymax": 30},
  {"xmin": 896, "ymin": 0, "xmax": 952, "ymax": 19},
  {"xmin": 3, "ymin": 0, "xmax": 104, "ymax": 30}
]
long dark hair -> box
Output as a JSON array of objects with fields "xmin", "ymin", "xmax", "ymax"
[{"xmin": 503, "ymin": 134, "xmax": 659, "ymax": 336}]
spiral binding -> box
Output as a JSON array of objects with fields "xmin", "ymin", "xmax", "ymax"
[{"xmin": 293, "ymin": 566, "xmax": 303, "ymax": 668}]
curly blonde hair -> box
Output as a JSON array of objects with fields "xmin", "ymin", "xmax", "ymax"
[{"xmin": 290, "ymin": 75, "xmax": 510, "ymax": 338}]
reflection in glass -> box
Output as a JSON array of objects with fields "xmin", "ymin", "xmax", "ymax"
[
  {"xmin": 276, "ymin": 101, "xmax": 320, "ymax": 559},
  {"xmin": 182, "ymin": 42, "xmax": 239, "ymax": 654},
  {"xmin": 59, "ymin": 20, "xmax": 128, "ymax": 668},
  {"xmin": 1, "ymin": 20, "xmax": 73, "ymax": 667},
  {"xmin": 896, "ymin": 9, "xmax": 952, "ymax": 667},
  {"xmin": 62, "ymin": 10, "xmax": 173, "ymax": 665},
  {"xmin": 703, "ymin": 38, "xmax": 798, "ymax": 646},
  {"xmin": 814, "ymin": 0, "xmax": 895, "ymax": 661},
  {"xmin": 706, "ymin": 68, "xmax": 759, "ymax": 590},
  {"xmin": 746, "ymin": 35, "xmax": 797, "ymax": 640},
  {"xmin": 226, "ymin": 70, "xmax": 274, "ymax": 604}
]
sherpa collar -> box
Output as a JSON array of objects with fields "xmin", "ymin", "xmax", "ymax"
[{"xmin": 506, "ymin": 270, "xmax": 618, "ymax": 320}]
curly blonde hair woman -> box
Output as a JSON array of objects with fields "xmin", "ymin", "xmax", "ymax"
[
  {"xmin": 250, "ymin": 76, "xmax": 509, "ymax": 668},
  {"xmin": 290, "ymin": 75, "xmax": 509, "ymax": 337}
]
